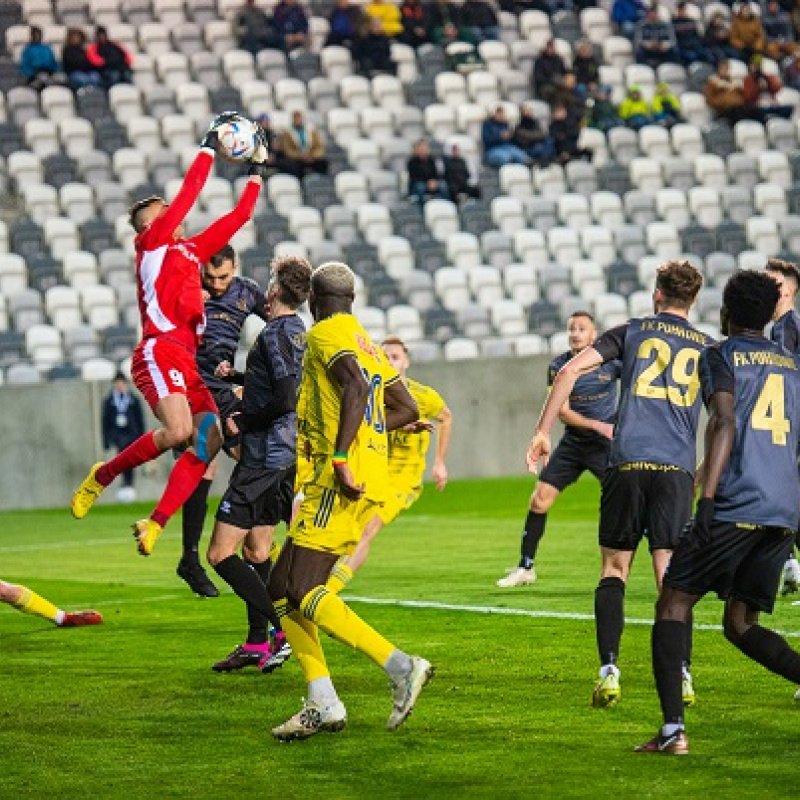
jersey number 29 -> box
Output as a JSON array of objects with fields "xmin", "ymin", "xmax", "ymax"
[{"xmin": 633, "ymin": 338, "xmax": 701, "ymax": 408}]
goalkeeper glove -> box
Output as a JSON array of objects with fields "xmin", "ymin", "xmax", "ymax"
[
  {"xmin": 247, "ymin": 126, "xmax": 270, "ymax": 177},
  {"xmin": 201, "ymin": 111, "xmax": 242, "ymax": 150}
]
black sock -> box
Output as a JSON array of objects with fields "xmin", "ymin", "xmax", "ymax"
[
  {"xmin": 213, "ymin": 554, "xmax": 281, "ymax": 631},
  {"xmin": 595, "ymin": 576, "xmax": 625, "ymax": 666},
  {"xmin": 652, "ymin": 620, "xmax": 686, "ymax": 726},
  {"xmin": 244, "ymin": 557, "xmax": 274, "ymax": 644},
  {"xmin": 683, "ymin": 611, "xmax": 693, "ymax": 671},
  {"xmin": 181, "ymin": 478, "xmax": 212, "ymax": 564},
  {"xmin": 736, "ymin": 625, "xmax": 800, "ymax": 684},
  {"xmin": 519, "ymin": 511, "xmax": 547, "ymax": 569},
  {"xmin": 795, "ymin": 529, "xmax": 800, "ymax": 552}
]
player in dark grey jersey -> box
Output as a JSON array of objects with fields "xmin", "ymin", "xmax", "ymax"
[
  {"xmin": 765, "ymin": 258, "xmax": 800, "ymax": 595},
  {"xmin": 636, "ymin": 270, "xmax": 800, "ymax": 755},
  {"xmin": 527, "ymin": 260, "xmax": 708, "ymax": 709}
]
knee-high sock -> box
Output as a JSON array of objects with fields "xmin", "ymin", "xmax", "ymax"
[
  {"xmin": 213, "ymin": 554, "xmax": 281, "ymax": 631},
  {"xmin": 299, "ymin": 586, "xmax": 394, "ymax": 667},
  {"xmin": 325, "ymin": 561, "xmax": 354, "ymax": 595},
  {"xmin": 652, "ymin": 620, "xmax": 686, "ymax": 726},
  {"xmin": 684, "ymin": 611, "xmax": 693, "ymax": 670},
  {"xmin": 275, "ymin": 598, "xmax": 330, "ymax": 682},
  {"xmin": 151, "ymin": 451, "xmax": 208, "ymax": 528},
  {"xmin": 12, "ymin": 586, "xmax": 61, "ymax": 624},
  {"xmin": 595, "ymin": 576, "xmax": 626, "ymax": 666},
  {"xmin": 520, "ymin": 511, "xmax": 547, "ymax": 569},
  {"xmin": 736, "ymin": 625, "xmax": 800, "ymax": 683},
  {"xmin": 181, "ymin": 477, "xmax": 212, "ymax": 562},
  {"xmin": 244, "ymin": 557, "xmax": 274, "ymax": 644},
  {"xmin": 97, "ymin": 431, "xmax": 160, "ymax": 486}
]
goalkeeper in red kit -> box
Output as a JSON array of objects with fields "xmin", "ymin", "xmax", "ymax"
[{"xmin": 72, "ymin": 113, "xmax": 269, "ymax": 556}]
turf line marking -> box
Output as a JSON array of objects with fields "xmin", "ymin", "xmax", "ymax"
[
  {"xmin": 0, "ymin": 533, "xmax": 180, "ymax": 553},
  {"xmin": 343, "ymin": 595, "xmax": 800, "ymax": 638}
]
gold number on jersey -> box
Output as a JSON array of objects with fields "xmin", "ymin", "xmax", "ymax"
[
  {"xmin": 633, "ymin": 338, "xmax": 700, "ymax": 408},
  {"xmin": 751, "ymin": 373, "xmax": 789, "ymax": 446}
]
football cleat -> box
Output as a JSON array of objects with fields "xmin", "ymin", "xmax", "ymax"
[
  {"xmin": 176, "ymin": 560, "xmax": 219, "ymax": 597},
  {"xmin": 592, "ymin": 671, "xmax": 621, "ymax": 708},
  {"xmin": 212, "ymin": 643, "xmax": 269, "ymax": 672},
  {"xmin": 132, "ymin": 518, "xmax": 163, "ymax": 556},
  {"xmin": 634, "ymin": 730, "xmax": 689, "ymax": 755},
  {"xmin": 60, "ymin": 610, "xmax": 103, "ymax": 627},
  {"xmin": 71, "ymin": 462, "xmax": 106, "ymax": 519},
  {"xmin": 260, "ymin": 633, "xmax": 292, "ymax": 674},
  {"xmin": 496, "ymin": 567, "xmax": 536, "ymax": 588},
  {"xmin": 781, "ymin": 557, "xmax": 800, "ymax": 596},
  {"xmin": 272, "ymin": 699, "xmax": 347, "ymax": 741},
  {"xmin": 682, "ymin": 669, "xmax": 696, "ymax": 707},
  {"xmin": 387, "ymin": 656, "xmax": 435, "ymax": 731},
  {"xmin": 793, "ymin": 686, "xmax": 800, "ymax": 702}
]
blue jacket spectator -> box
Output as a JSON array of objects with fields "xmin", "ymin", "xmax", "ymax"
[
  {"xmin": 482, "ymin": 106, "xmax": 531, "ymax": 167},
  {"xmin": 612, "ymin": 0, "xmax": 647, "ymax": 37},
  {"xmin": 634, "ymin": 7, "xmax": 679, "ymax": 68},
  {"xmin": 326, "ymin": 0, "xmax": 366, "ymax": 47},
  {"xmin": 273, "ymin": 0, "xmax": 309, "ymax": 50},
  {"xmin": 20, "ymin": 26, "xmax": 59, "ymax": 89}
]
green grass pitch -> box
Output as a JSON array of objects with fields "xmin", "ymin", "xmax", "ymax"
[{"xmin": 1, "ymin": 475, "xmax": 798, "ymax": 799}]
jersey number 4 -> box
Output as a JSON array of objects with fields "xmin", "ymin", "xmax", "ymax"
[
  {"xmin": 633, "ymin": 338, "xmax": 700, "ymax": 408},
  {"xmin": 752, "ymin": 373, "xmax": 790, "ymax": 446}
]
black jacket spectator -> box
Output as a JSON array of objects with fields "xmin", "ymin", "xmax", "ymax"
[
  {"xmin": 573, "ymin": 40, "xmax": 600, "ymax": 89},
  {"xmin": 86, "ymin": 26, "xmax": 133, "ymax": 86},
  {"xmin": 355, "ymin": 18, "xmax": 397, "ymax": 75},
  {"xmin": 444, "ymin": 144, "xmax": 480, "ymax": 200},
  {"xmin": 400, "ymin": 0, "xmax": 429, "ymax": 47},
  {"xmin": 534, "ymin": 39, "xmax": 567, "ymax": 103},
  {"xmin": 62, "ymin": 28, "xmax": 101, "ymax": 88}
]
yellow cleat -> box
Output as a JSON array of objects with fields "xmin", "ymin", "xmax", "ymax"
[
  {"xmin": 592, "ymin": 671, "xmax": 621, "ymax": 708},
  {"xmin": 71, "ymin": 462, "xmax": 106, "ymax": 519},
  {"xmin": 132, "ymin": 518, "xmax": 163, "ymax": 556},
  {"xmin": 682, "ymin": 671, "xmax": 696, "ymax": 707}
]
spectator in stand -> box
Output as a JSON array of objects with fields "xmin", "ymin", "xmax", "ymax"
[
  {"xmin": 326, "ymin": 0, "xmax": 367, "ymax": 48},
  {"xmin": 461, "ymin": 0, "xmax": 501, "ymax": 43},
  {"xmin": 445, "ymin": 38, "xmax": 485, "ymax": 73},
  {"xmin": 730, "ymin": 3, "xmax": 766, "ymax": 62},
  {"xmin": 573, "ymin": 39, "xmax": 600, "ymax": 99},
  {"xmin": 704, "ymin": 59, "xmax": 748, "ymax": 122},
  {"xmin": 672, "ymin": 1, "xmax": 708, "ymax": 66},
  {"xmin": 482, "ymin": 105, "xmax": 532, "ymax": 167},
  {"xmin": 20, "ymin": 26, "xmax": 60, "ymax": 90},
  {"xmin": 704, "ymin": 11, "xmax": 738, "ymax": 65},
  {"xmin": 612, "ymin": 0, "xmax": 647, "ymax": 38},
  {"xmin": 793, "ymin": 1, "xmax": 800, "ymax": 41},
  {"xmin": 233, "ymin": 0, "xmax": 281, "ymax": 54},
  {"xmin": 587, "ymin": 84, "xmax": 624, "ymax": 131},
  {"xmin": 87, "ymin": 26, "xmax": 133, "ymax": 87},
  {"xmin": 355, "ymin": 17, "xmax": 397, "ymax": 76},
  {"xmin": 742, "ymin": 53, "xmax": 794, "ymax": 119},
  {"xmin": 102, "ymin": 372, "xmax": 146, "ymax": 504},
  {"xmin": 513, "ymin": 104, "xmax": 557, "ymax": 166},
  {"xmin": 365, "ymin": 0, "xmax": 403, "ymax": 37},
  {"xmin": 399, "ymin": 0, "xmax": 430, "ymax": 48},
  {"xmin": 255, "ymin": 113, "xmax": 291, "ymax": 176},
  {"xmin": 619, "ymin": 84, "xmax": 653, "ymax": 129},
  {"xmin": 635, "ymin": 6, "xmax": 679, "ymax": 68},
  {"xmin": 273, "ymin": 0, "xmax": 309, "ymax": 51},
  {"xmin": 443, "ymin": 143, "xmax": 481, "ymax": 202},
  {"xmin": 534, "ymin": 38, "xmax": 567, "ymax": 105},
  {"xmin": 429, "ymin": 0, "xmax": 469, "ymax": 45},
  {"xmin": 62, "ymin": 28, "xmax": 101, "ymax": 89},
  {"xmin": 652, "ymin": 81, "xmax": 684, "ymax": 127},
  {"xmin": 279, "ymin": 110, "xmax": 329, "ymax": 177},
  {"xmin": 407, "ymin": 139, "xmax": 449, "ymax": 206},
  {"xmin": 784, "ymin": 49, "xmax": 800, "ymax": 89},
  {"xmin": 762, "ymin": 0, "xmax": 798, "ymax": 60},
  {"xmin": 550, "ymin": 103, "xmax": 593, "ymax": 164}
]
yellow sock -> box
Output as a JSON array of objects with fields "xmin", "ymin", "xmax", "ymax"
[
  {"xmin": 12, "ymin": 586, "xmax": 61, "ymax": 624},
  {"xmin": 274, "ymin": 598, "xmax": 330, "ymax": 682},
  {"xmin": 300, "ymin": 587, "xmax": 394, "ymax": 667},
  {"xmin": 269, "ymin": 540, "xmax": 281, "ymax": 564},
  {"xmin": 325, "ymin": 561, "xmax": 354, "ymax": 595}
]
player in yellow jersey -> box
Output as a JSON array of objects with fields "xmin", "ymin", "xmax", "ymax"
[
  {"xmin": 326, "ymin": 334, "xmax": 452, "ymax": 589},
  {"xmin": 268, "ymin": 262, "xmax": 435, "ymax": 741},
  {"xmin": 0, "ymin": 578, "xmax": 102, "ymax": 627}
]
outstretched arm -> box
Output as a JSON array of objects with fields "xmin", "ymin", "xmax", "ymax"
[{"xmin": 432, "ymin": 405, "xmax": 452, "ymax": 490}]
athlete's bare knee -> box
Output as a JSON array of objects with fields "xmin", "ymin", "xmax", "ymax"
[
  {"xmin": 0, "ymin": 580, "xmax": 17, "ymax": 602},
  {"xmin": 242, "ymin": 541, "xmax": 270, "ymax": 563},
  {"xmin": 529, "ymin": 483, "xmax": 558, "ymax": 514}
]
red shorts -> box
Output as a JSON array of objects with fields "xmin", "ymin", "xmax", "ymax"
[{"xmin": 131, "ymin": 337, "xmax": 217, "ymax": 416}]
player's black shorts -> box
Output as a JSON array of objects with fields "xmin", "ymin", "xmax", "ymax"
[
  {"xmin": 215, "ymin": 462, "xmax": 296, "ymax": 531},
  {"xmin": 599, "ymin": 463, "xmax": 693, "ymax": 552},
  {"xmin": 665, "ymin": 521, "xmax": 795, "ymax": 613},
  {"xmin": 539, "ymin": 432, "xmax": 610, "ymax": 491}
]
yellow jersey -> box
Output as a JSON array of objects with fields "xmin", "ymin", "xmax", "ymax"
[
  {"xmin": 387, "ymin": 378, "xmax": 446, "ymax": 490},
  {"xmin": 297, "ymin": 313, "xmax": 400, "ymax": 502}
]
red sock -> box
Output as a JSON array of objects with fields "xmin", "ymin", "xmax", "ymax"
[
  {"xmin": 97, "ymin": 432, "xmax": 161, "ymax": 486},
  {"xmin": 151, "ymin": 451, "xmax": 208, "ymax": 528}
]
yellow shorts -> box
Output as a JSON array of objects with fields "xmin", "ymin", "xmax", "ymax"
[
  {"xmin": 290, "ymin": 482, "xmax": 381, "ymax": 556},
  {"xmin": 294, "ymin": 455, "xmax": 314, "ymax": 495},
  {"xmin": 378, "ymin": 484, "xmax": 421, "ymax": 525}
]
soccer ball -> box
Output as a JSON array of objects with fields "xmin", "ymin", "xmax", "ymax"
[{"xmin": 214, "ymin": 115, "xmax": 260, "ymax": 163}]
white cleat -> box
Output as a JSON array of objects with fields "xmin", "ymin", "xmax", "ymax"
[
  {"xmin": 496, "ymin": 567, "xmax": 537, "ymax": 588},
  {"xmin": 387, "ymin": 656, "xmax": 434, "ymax": 731},
  {"xmin": 271, "ymin": 699, "xmax": 347, "ymax": 741},
  {"xmin": 781, "ymin": 557, "xmax": 800, "ymax": 596},
  {"xmin": 793, "ymin": 686, "xmax": 800, "ymax": 702}
]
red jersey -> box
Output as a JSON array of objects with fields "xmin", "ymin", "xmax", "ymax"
[{"xmin": 135, "ymin": 148, "xmax": 261, "ymax": 351}]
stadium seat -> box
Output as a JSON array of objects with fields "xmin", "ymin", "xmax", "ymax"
[
  {"xmin": 746, "ymin": 216, "xmax": 782, "ymax": 255},
  {"xmin": 446, "ymin": 232, "xmax": 481, "ymax": 271},
  {"xmin": 435, "ymin": 267, "xmax": 470, "ymax": 311},
  {"xmin": 491, "ymin": 197, "xmax": 525, "ymax": 236},
  {"xmin": 581, "ymin": 226, "xmax": 616, "ymax": 266},
  {"xmin": 688, "ymin": 187, "xmax": 723, "ymax": 229},
  {"xmin": 63, "ymin": 251, "xmax": 99, "ymax": 290},
  {"xmin": 754, "ymin": 183, "xmax": 788, "ymax": 220},
  {"xmin": 656, "ymin": 189, "xmax": 690, "ymax": 230},
  {"xmin": 504, "ymin": 263, "xmax": 539, "ymax": 306},
  {"xmin": 356, "ymin": 203, "xmax": 393, "ymax": 246},
  {"xmin": 557, "ymin": 193, "xmax": 591, "ymax": 230},
  {"xmin": 81, "ymin": 356, "xmax": 117, "ymax": 382},
  {"xmin": 424, "ymin": 199, "xmax": 460, "ymax": 242},
  {"xmin": 590, "ymin": 192, "xmax": 625, "ymax": 230}
]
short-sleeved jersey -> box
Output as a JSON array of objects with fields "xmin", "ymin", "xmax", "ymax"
[
  {"xmin": 240, "ymin": 313, "xmax": 307, "ymax": 470},
  {"xmin": 387, "ymin": 378, "xmax": 446, "ymax": 489},
  {"xmin": 770, "ymin": 308, "xmax": 800, "ymax": 356},
  {"xmin": 700, "ymin": 335, "xmax": 800, "ymax": 529},
  {"xmin": 297, "ymin": 313, "xmax": 400, "ymax": 502},
  {"xmin": 548, "ymin": 350, "xmax": 620, "ymax": 440},
  {"xmin": 593, "ymin": 312, "xmax": 713, "ymax": 474},
  {"xmin": 196, "ymin": 276, "xmax": 268, "ymax": 376}
]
